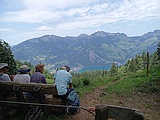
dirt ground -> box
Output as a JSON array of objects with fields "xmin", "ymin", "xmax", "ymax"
[{"xmin": 69, "ymin": 85, "xmax": 160, "ymax": 120}]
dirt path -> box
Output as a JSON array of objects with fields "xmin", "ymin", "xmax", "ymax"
[
  {"xmin": 69, "ymin": 78, "xmax": 160, "ymax": 120},
  {"xmin": 70, "ymin": 86, "xmax": 105, "ymax": 120}
]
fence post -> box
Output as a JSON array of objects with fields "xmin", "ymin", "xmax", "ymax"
[
  {"xmin": 95, "ymin": 104, "xmax": 144, "ymax": 120},
  {"xmin": 146, "ymin": 52, "xmax": 149, "ymax": 76},
  {"xmin": 95, "ymin": 105, "xmax": 108, "ymax": 120}
]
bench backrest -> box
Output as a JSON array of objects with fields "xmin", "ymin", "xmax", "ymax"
[
  {"xmin": 0, "ymin": 81, "xmax": 58, "ymax": 103},
  {"xmin": 0, "ymin": 81, "xmax": 57, "ymax": 94}
]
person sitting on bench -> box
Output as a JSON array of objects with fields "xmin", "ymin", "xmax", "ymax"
[
  {"xmin": 30, "ymin": 64, "xmax": 47, "ymax": 84},
  {"xmin": 0, "ymin": 63, "xmax": 13, "ymax": 82},
  {"xmin": 53, "ymin": 65, "xmax": 72, "ymax": 103},
  {"xmin": 13, "ymin": 65, "xmax": 31, "ymax": 83}
]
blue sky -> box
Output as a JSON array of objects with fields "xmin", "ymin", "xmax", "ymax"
[{"xmin": 0, "ymin": 0, "xmax": 160, "ymax": 45}]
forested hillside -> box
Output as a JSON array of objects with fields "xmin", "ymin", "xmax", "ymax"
[{"xmin": 11, "ymin": 30, "xmax": 160, "ymax": 72}]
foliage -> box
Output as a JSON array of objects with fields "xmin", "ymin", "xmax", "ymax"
[
  {"xmin": 149, "ymin": 52, "xmax": 159, "ymax": 68},
  {"xmin": 109, "ymin": 62, "xmax": 118, "ymax": 76},
  {"xmin": 105, "ymin": 62, "xmax": 160, "ymax": 95},
  {"xmin": 0, "ymin": 40, "xmax": 17, "ymax": 74},
  {"xmin": 15, "ymin": 60, "xmax": 35, "ymax": 75},
  {"xmin": 81, "ymin": 77, "xmax": 90, "ymax": 86},
  {"xmin": 157, "ymin": 43, "xmax": 160, "ymax": 61},
  {"xmin": 46, "ymin": 78, "xmax": 53, "ymax": 84}
]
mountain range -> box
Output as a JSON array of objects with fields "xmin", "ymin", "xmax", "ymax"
[{"xmin": 11, "ymin": 30, "xmax": 160, "ymax": 72}]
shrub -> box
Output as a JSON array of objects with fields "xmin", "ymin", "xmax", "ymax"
[{"xmin": 82, "ymin": 77, "xmax": 90, "ymax": 86}]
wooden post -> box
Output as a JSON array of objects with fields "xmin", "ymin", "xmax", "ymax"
[
  {"xmin": 146, "ymin": 52, "xmax": 149, "ymax": 76},
  {"xmin": 95, "ymin": 105, "xmax": 108, "ymax": 120},
  {"xmin": 95, "ymin": 104, "xmax": 144, "ymax": 120}
]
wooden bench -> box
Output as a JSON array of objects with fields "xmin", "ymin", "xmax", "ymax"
[{"xmin": 0, "ymin": 81, "xmax": 66, "ymax": 118}]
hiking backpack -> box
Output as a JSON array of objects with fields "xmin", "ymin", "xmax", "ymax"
[{"xmin": 66, "ymin": 90, "xmax": 80, "ymax": 114}]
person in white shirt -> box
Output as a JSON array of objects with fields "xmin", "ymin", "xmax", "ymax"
[
  {"xmin": 13, "ymin": 65, "xmax": 31, "ymax": 83},
  {"xmin": 54, "ymin": 65, "xmax": 72, "ymax": 96}
]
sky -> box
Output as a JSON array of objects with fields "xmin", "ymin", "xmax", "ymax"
[{"xmin": 0, "ymin": 0, "xmax": 160, "ymax": 45}]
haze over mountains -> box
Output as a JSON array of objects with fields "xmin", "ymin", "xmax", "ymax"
[{"xmin": 11, "ymin": 30, "xmax": 160, "ymax": 72}]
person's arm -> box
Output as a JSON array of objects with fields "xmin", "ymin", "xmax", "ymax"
[
  {"xmin": 43, "ymin": 77, "xmax": 47, "ymax": 84},
  {"xmin": 9, "ymin": 74, "xmax": 14, "ymax": 81},
  {"xmin": 4, "ymin": 74, "xmax": 12, "ymax": 82},
  {"xmin": 41, "ymin": 75, "xmax": 47, "ymax": 84},
  {"xmin": 53, "ymin": 73, "xmax": 57, "ymax": 83},
  {"xmin": 69, "ymin": 83, "xmax": 72, "ymax": 89},
  {"xmin": 68, "ymin": 73, "xmax": 72, "ymax": 89}
]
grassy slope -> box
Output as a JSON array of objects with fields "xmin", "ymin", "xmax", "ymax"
[{"xmin": 105, "ymin": 64, "xmax": 160, "ymax": 96}]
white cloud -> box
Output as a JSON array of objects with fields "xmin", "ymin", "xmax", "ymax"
[
  {"xmin": 1, "ymin": 10, "xmax": 61, "ymax": 23},
  {"xmin": 23, "ymin": 0, "xmax": 98, "ymax": 10},
  {"xmin": 1, "ymin": 0, "xmax": 160, "ymax": 25},
  {"xmin": 36, "ymin": 26, "xmax": 52, "ymax": 31},
  {"xmin": 0, "ymin": 0, "xmax": 160, "ymax": 46},
  {"xmin": 0, "ymin": 28, "xmax": 14, "ymax": 32},
  {"xmin": 54, "ymin": 0, "xmax": 160, "ymax": 31}
]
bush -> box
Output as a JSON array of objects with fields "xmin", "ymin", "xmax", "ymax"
[
  {"xmin": 82, "ymin": 77, "xmax": 90, "ymax": 86},
  {"xmin": 73, "ymin": 79, "xmax": 83, "ymax": 88}
]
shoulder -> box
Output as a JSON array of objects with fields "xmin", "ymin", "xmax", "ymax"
[
  {"xmin": 2, "ymin": 73, "xmax": 9, "ymax": 77},
  {"xmin": 67, "ymin": 72, "xmax": 72, "ymax": 77},
  {"xmin": 23, "ymin": 74, "xmax": 30, "ymax": 77},
  {"xmin": 31, "ymin": 72, "xmax": 41, "ymax": 76}
]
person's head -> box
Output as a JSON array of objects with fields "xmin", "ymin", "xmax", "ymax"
[
  {"xmin": 18, "ymin": 65, "xmax": 31, "ymax": 74},
  {"xmin": 35, "ymin": 64, "xmax": 45, "ymax": 73},
  {"xmin": 0, "ymin": 63, "xmax": 10, "ymax": 73},
  {"xmin": 62, "ymin": 65, "xmax": 70, "ymax": 72}
]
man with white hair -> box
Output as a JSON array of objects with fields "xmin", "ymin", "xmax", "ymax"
[{"xmin": 53, "ymin": 65, "xmax": 72, "ymax": 101}]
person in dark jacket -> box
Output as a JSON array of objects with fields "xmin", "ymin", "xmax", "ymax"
[{"xmin": 30, "ymin": 64, "xmax": 47, "ymax": 84}]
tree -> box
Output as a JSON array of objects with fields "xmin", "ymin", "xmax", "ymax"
[
  {"xmin": 135, "ymin": 55, "xmax": 143, "ymax": 70},
  {"xmin": 0, "ymin": 40, "xmax": 17, "ymax": 74},
  {"xmin": 128, "ymin": 58, "xmax": 138, "ymax": 72},
  {"xmin": 125, "ymin": 59, "xmax": 131, "ymax": 73},
  {"xmin": 157, "ymin": 43, "xmax": 160, "ymax": 61},
  {"xmin": 110, "ymin": 62, "xmax": 117, "ymax": 76},
  {"xmin": 150, "ymin": 52, "xmax": 159, "ymax": 68}
]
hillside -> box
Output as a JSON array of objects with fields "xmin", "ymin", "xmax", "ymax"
[
  {"xmin": 71, "ymin": 64, "xmax": 160, "ymax": 120},
  {"xmin": 70, "ymin": 79, "xmax": 160, "ymax": 120},
  {"xmin": 11, "ymin": 30, "xmax": 160, "ymax": 72}
]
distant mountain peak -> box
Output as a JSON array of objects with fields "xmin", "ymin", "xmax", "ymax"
[
  {"xmin": 142, "ymin": 30, "xmax": 160, "ymax": 38},
  {"xmin": 90, "ymin": 31, "xmax": 127, "ymax": 38},
  {"xmin": 78, "ymin": 34, "xmax": 89, "ymax": 38},
  {"xmin": 90, "ymin": 31, "xmax": 108, "ymax": 37}
]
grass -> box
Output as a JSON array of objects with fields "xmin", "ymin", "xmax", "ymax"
[
  {"xmin": 104, "ymin": 64, "xmax": 160, "ymax": 96},
  {"xmin": 46, "ymin": 78, "xmax": 53, "ymax": 84},
  {"xmin": 70, "ymin": 63, "xmax": 160, "ymax": 98}
]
